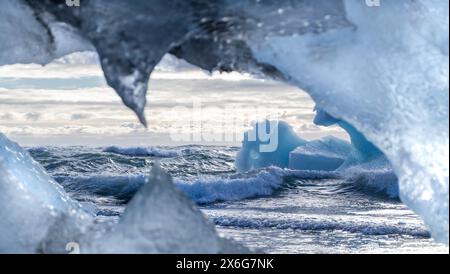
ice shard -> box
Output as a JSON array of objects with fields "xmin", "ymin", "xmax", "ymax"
[
  {"xmin": 86, "ymin": 163, "xmax": 245, "ymax": 253},
  {"xmin": 0, "ymin": 133, "xmax": 92, "ymax": 253}
]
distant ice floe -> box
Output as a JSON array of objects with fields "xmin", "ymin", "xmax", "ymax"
[
  {"xmin": 289, "ymin": 136, "xmax": 350, "ymax": 171},
  {"xmin": 235, "ymin": 118, "xmax": 398, "ymax": 198}
]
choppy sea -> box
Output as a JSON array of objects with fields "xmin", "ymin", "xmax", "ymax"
[{"xmin": 28, "ymin": 145, "xmax": 448, "ymax": 254}]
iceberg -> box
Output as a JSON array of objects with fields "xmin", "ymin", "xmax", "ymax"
[
  {"xmin": 235, "ymin": 113, "xmax": 380, "ymax": 173},
  {"xmin": 288, "ymin": 136, "xmax": 351, "ymax": 171},
  {"xmin": 0, "ymin": 0, "xmax": 448, "ymax": 243},
  {"xmin": 235, "ymin": 120, "xmax": 306, "ymax": 172},
  {"xmin": 313, "ymin": 108, "xmax": 382, "ymax": 166},
  {"xmin": 235, "ymin": 118, "xmax": 398, "ymax": 196}
]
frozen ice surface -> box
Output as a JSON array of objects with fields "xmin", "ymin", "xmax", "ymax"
[
  {"xmin": 234, "ymin": 119, "xmax": 398, "ymax": 198},
  {"xmin": 0, "ymin": 0, "xmax": 91, "ymax": 66},
  {"xmin": 0, "ymin": 133, "xmax": 92, "ymax": 253},
  {"xmin": 249, "ymin": 1, "xmax": 449, "ymax": 243},
  {"xmin": 289, "ymin": 136, "xmax": 351, "ymax": 171},
  {"xmin": 313, "ymin": 108, "xmax": 382, "ymax": 166}
]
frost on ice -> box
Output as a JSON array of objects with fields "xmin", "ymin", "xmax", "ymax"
[
  {"xmin": 248, "ymin": 1, "xmax": 449, "ymax": 243},
  {"xmin": 0, "ymin": 0, "xmax": 448, "ymax": 243},
  {"xmin": 0, "ymin": 133, "xmax": 92, "ymax": 253}
]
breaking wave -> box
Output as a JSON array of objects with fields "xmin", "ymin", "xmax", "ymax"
[
  {"xmin": 103, "ymin": 146, "xmax": 191, "ymax": 157},
  {"xmin": 54, "ymin": 164, "xmax": 397, "ymax": 205},
  {"xmin": 213, "ymin": 216, "xmax": 430, "ymax": 237}
]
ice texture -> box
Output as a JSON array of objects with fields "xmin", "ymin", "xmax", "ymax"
[
  {"xmin": 0, "ymin": 0, "xmax": 91, "ymax": 66},
  {"xmin": 86, "ymin": 163, "xmax": 245, "ymax": 253},
  {"xmin": 0, "ymin": 133, "xmax": 92, "ymax": 253},
  {"xmin": 1, "ymin": 0, "xmax": 448, "ymax": 243},
  {"xmin": 235, "ymin": 120, "xmax": 400, "ymax": 197},
  {"xmin": 314, "ymin": 108, "xmax": 383, "ymax": 167},
  {"xmin": 289, "ymin": 136, "xmax": 351, "ymax": 171},
  {"xmin": 235, "ymin": 121, "xmax": 306, "ymax": 172},
  {"xmin": 249, "ymin": 1, "xmax": 449, "ymax": 243}
]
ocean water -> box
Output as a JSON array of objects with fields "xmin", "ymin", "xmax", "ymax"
[{"xmin": 28, "ymin": 145, "xmax": 448, "ymax": 254}]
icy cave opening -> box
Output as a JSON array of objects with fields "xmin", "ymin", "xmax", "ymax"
[{"xmin": 0, "ymin": 0, "xmax": 448, "ymax": 250}]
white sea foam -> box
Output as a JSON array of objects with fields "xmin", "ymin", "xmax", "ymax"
[{"xmin": 103, "ymin": 146, "xmax": 188, "ymax": 157}]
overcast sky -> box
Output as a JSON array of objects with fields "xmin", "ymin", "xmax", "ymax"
[{"xmin": 0, "ymin": 52, "xmax": 346, "ymax": 147}]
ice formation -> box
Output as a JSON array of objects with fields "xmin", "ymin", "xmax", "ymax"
[
  {"xmin": 85, "ymin": 163, "xmax": 245, "ymax": 253},
  {"xmin": 249, "ymin": 1, "xmax": 449, "ymax": 243},
  {"xmin": 235, "ymin": 112, "xmax": 381, "ymax": 173},
  {"xmin": 0, "ymin": 133, "xmax": 92, "ymax": 253},
  {"xmin": 0, "ymin": 0, "xmax": 92, "ymax": 66},
  {"xmin": 0, "ymin": 0, "xmax": 448, "ymax": 243},
  {"xmin": 313, "ymin": 108, "xmax": 383, "ymax": 166},
  {"xmin": 234, "ymin": 117, "xmax": 398, "ymax": 196},
  {"xmin": 235, "ymin": 121, "xmax": 306, "ymax": 172},
  {"xmin": 288, "ymin": 136, "xmax": 351, "ymax": 171}
]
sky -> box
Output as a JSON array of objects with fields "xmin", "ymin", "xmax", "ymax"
[{"xmin": 0, "ymin": 51, "xmax": 346, "ymax": 147}]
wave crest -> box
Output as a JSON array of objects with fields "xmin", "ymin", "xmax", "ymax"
[{"xmin": 103, "ymin": 146, "xmax": 189, "ymax": 157}]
